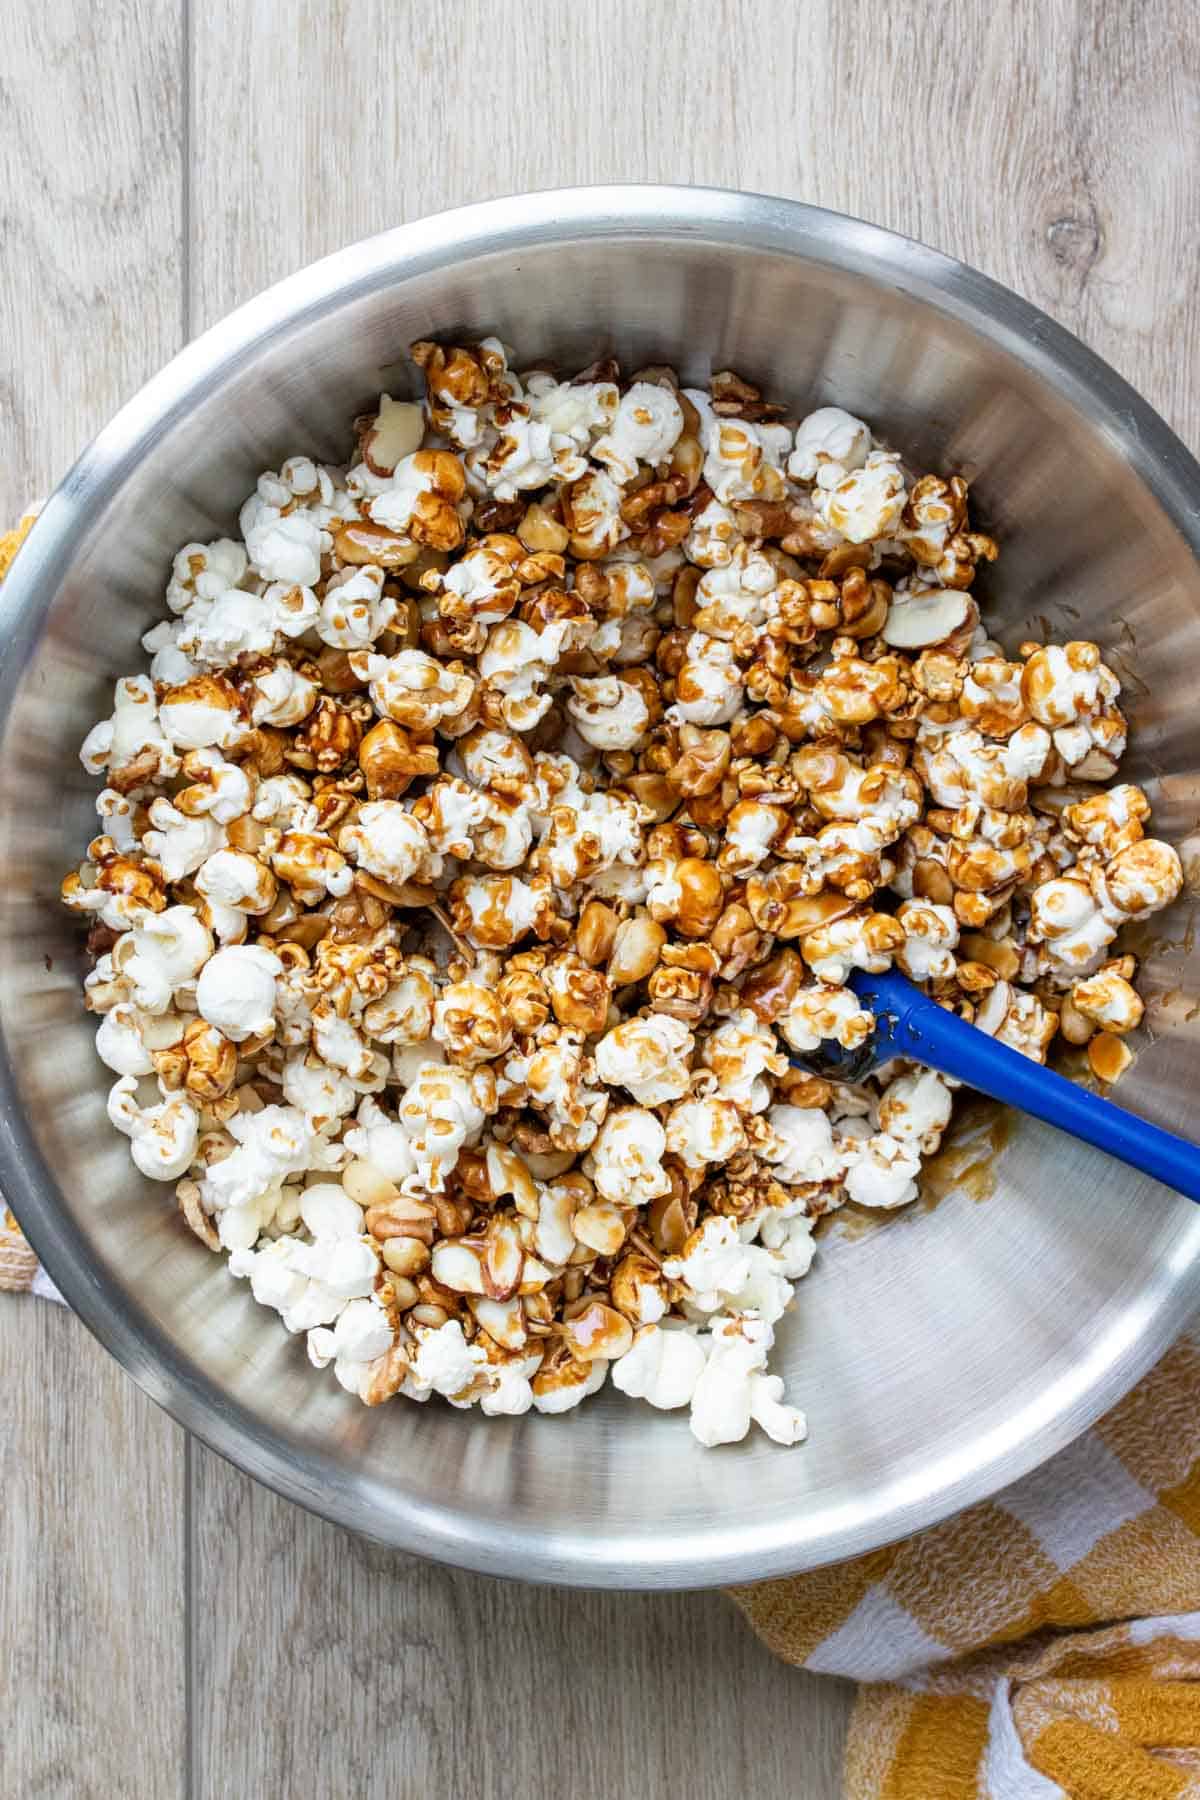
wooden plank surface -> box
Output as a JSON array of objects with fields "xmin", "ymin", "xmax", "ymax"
[
  {"xmin": 191, "ymin": 1443, "xmax": 850, "ymax": 1800},
  {"xmin": 0, "ymin": 6, "xmax": 188, "ymax": 1798},
  {"xmin": 6, "ymin": 0, "xmax": 1200, "ymax": 1795}
]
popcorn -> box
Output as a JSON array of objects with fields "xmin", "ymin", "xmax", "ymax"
[
  {"xmin": 688, "ymin": 1315, "xmax": 806, "ymax": 1448},
  {"xmin": 684, "ymin": 498, "xmax": 740, "ymax": 569},
  {"xmin": 142, "ymin": 797, "xmax": 224, "ymax": 882},
  {"xmin": 702, "ymin": 1009, "xmax": 788, "ymax": 1111},
  {"xmin": 814, "ymin": 450, "xmax": 906, "ymax": 544},
  {"xmin": 591, "ymin": 382, "xmax": 684, "ymax": 484},
  {"xmin": 699, "ymin": 414, "xmax": 790, "ymax": 504},
  {"xmin": 66, "ymin": 346, "xmax": 1176, "ymax": 1451},
  {"xmin": 339, "ymin": 801, "xmax": 438, "ymax": 888},
  {"xmin": 611, "ymin": 1324, "xmax": 707, "ymax": 1411},
  {"xmin": 669, "ymin": 632, "xmax": 743, "ymax": 726},
  {"xmin": 398, "ymin": 1061, "xmax": 489, "ymax": 1193},
  {"xmin": 107, "ymin": 1077, "xmax": 199, "ymax": 1181},
  {"xmin": 787, "ymin": 406, "xmax": 872, "ymax": 482},
  {"xmin": 80, "ymin": 675, "xmax": 181, "ymax": 789},
  {"xmin": 842, "ymin": 1131, "xmax": 923, "ymax": 1209},
  {"xmin": 664, "ymin": 1096, "xmax": 747, "ymax": 1172},
  {"xmin": 117, "ymin": 907, "xmax": 213, "ymax": 1013},
  {"xmin": 895, "ymin": 899, "xmax": 960, "ymax": 981},
  {"xmin": 240, "ymin": 487, "xmax": 324, "ymax": 585},
  {"xmin": 595, "ymin": 1014, "xmax": 694, "ymax": 1106},
  {"xmin": 196, "ymin": 944, "xmax": 282, "ymax": 1042},
  {"xmin": 158, "ymin": 674, "xmax": 249, "ymax": 752},
  {"xmin": 166, "ymin": 537, "xmax": 248, "ymax": 616},
  {"xmin": 565, "ymin": 675, "xmax": 650, "ymax": 750},
  {"xmin": 665, "ymin": 1217, "xmax": 793, "ymax": 1323},
  {"xmin": 351, "ymin": 648, "xmax": 474, "ymax": 732},
  {"xmin": 316, "ymin": 567, "xmax": 396, "ymax": 650},
  {"xmin": 584, "ymin": 1106, "xmax": 670, "ymax": 1206}
]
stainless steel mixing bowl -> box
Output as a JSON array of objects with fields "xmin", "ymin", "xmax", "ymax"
[{"xmin": 4, "ymin": 187, "xmax": 1200, "ymax": 1589}]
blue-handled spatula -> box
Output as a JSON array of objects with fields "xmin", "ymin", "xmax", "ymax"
[{"xmin": 802, "ymin": 967, "xmax": 1200, "ymax": 1204}]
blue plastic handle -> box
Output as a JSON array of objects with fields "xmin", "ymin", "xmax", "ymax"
[{"xmin": 848, "ymin": 967, "xmax": 1200, "ymax": 1205}]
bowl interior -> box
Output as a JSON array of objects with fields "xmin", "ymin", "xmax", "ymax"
[{"xmin": 3, "ymin": 192, "xmax": 1200, "ymax": 1586}]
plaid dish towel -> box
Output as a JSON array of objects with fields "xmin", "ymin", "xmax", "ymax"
[
  {"xmin": 5, "ymin": 511, "xmax": 1200, "ymax": 1796},
  {"xmin": 730, "ymin": 1328, "xmax": 1200, "ymax": 1798}
]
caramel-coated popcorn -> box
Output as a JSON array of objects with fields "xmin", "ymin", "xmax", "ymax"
[{"xmin": 65, "ymin": 345, "xmax": 1181, "ymax": 1450}]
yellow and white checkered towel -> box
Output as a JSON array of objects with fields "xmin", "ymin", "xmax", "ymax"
[
  {"xmin": 5, "ymin": 512, "xmax": 1199, "ymax": 1797},
  {"xmin": 731, "ymin": 1329, "xmax": 1200, "ymax": 1798}
]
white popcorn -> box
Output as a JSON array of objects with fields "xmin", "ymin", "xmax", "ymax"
[
  {"xmin": 239, "ymin": 490, "xmax": 324, "ymax": 585},
  {"xmin": 693, "ymin": 543, "xmax": 779, "ymax": 640},
  {"xmin": 411, "ymin": 1320, "xmax": 487, "ymax": 1399},
  {"xmin": 584, "ymin": 1106, "xmax": 670, "ymax": 1206},
  {"xmin": 478, "ymin": 620, "xmax": 568, "ymax": 732},
  {"xmin": 565, "ymin": 675, "xmax": 650, "ymax": 750},
  {"xmin": 95, "ymin": 1003, "xmax": 157, "ymax": 1077},
  {"xmin": 317, "ymin": 567, "xmax": 395, "ymax": 649},
  {"xmin": 562, "ymin": 468, "xmax": 627, "ymax": 556},
  {"xmin": 814, "ymin": 449, "xmax": 907, "ymax": 544},
  {"xmin": 701, "ymin": 1009, "xmax": 787, "ymax": 1112},
  {"xmin": 877, "ymin": 1069, "xmax": 953, "ymax": 1149},
  {"xmin": 95, "ymin": 788, "xmax": 139, "ymax": 851},
  {"xmin": 611, "ymin": 1324, "xmax": 707, "ymax": 1411},
  {"xmin": 201, "ymin": 1104, "xmax": 341, "ymax": 1226},
  {"xmin": 342, "ymin": 1096, "xmax": 417, "ymax": 1182},
  {"xmin": 594, "ymin": 1015, "xmax": 694, "ymax": 1107},
  {"xmin": 79, "ymin": 675, "xmax": 180, "ymax": 785},
  {"xmin": 524, "ymin": 372, "xmax": 619, "ymax": 446},
  {"xmin": 479, "ymin": 413, "xmax": 559, "ymax": 499},
  {"xmin": 842, "ymin": 1132, "xmax": 922, "ymax": 1209},
  {"xmin": 765, "ymin": 1106, "xmax": 849, "ymax": 1186},
  {"xmin": 668, "ymin": 632, "xmax": 743, "ymax": 726},
  {"xmin": 777, "ymin": 984, "xmax": 874, "ymax": 1056},
  {"xmin": 802, "ymin": 914, "xmax": 897, "ymax": 986},
  {"xmin": 196, "ymin": 944, "xmax": 282, "ymax": 1042},
  {"xmin": 684, "ymin": 498, "xmax": 740, "ymax": 569},
  {"xmin": 142, "ymin": 619, "xmax": 198, "ymax": 687},
  {"xmin": 281, "ymin": 1054, "xmax": 358, "ymax": 1130},
  {"xmin": 118, "ymin": 907, "xmax": 213, "ymax": 1013},
  {"xmin": 339, "ymin": 801, "xmax": 437, "ymax": 888},
  {"xmin": 689, "ymin": 1315, "xmax": 806, "ymax": 1448},
  {"xmin": 479, "ymin": 1351, "xmax": 543, "ymax": 1417},
  {"xmin": 352, "ymin": 648, "xmax": 474, "ymax": 732},
  {"xmin": 142, "ymin": 797, "xmax": 224, "ymax": 882},
  {"xmin": 158, "ymin": 685, "xmax": 248, "ymax": 753},
  {"xmin": 106, "ymin": 1077, "xmax": 199, "ymax": 1181},
  {"xmin": 699, "ymin": 413, "xmax": 790, "ymax": 504},
  {"xmin": 332, "ymin": 1296, "xmax": 393, "ymax": 1362},
  {"xmin": 895, "ymin": 900, "xmax": 960, "ymax": 981},
  {"xmin": 787, "ymin": 406, "xmax": 872, "ymax": 482},
  {"xmin": 664, "ymin": 1217, "xmax": 792, "ymax": 1325},
  {"xmin": 311, "ymin": 1005, "xmax": 386, "ymax": 1084},
  {"xmin": 663, "ymin": 1096, "xmax": 747, "ymax": 1172},
  {"xmin": 531, "ymin": 1357, "xmax": 609, "ymax": 1415},
  {"xmin": 398, "ymin": 1062, "xmax": 488, "ymax": 1193},
  {"xmin": 166, "ymin": 538, "xmax": 248, "ymax": 615},
  {"xmin": 195, "ymin": 849, "xmax": 275, "ymax": 916},
  {"xmin": 591, "ymin": 382, "xmax": 684, "ymax": 484},
  {"xmin": 249, "ymin": 659, "xmax": 319, "ymax": 727},
  {"xmin": 757, "ymin": 1209, "xmax": 817, "ymax": 1280},
  {"xmin": 540, "ymin": 790, "xmax": 642, "ymax": 889},
  {"xmin": 176, "ymin": 749, "xmax": 253, "ymax": 824}
]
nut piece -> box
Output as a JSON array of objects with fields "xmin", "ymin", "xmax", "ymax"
[{"xmin": 882, "ymin": 589, "xmax": 977, "ymax": 652}]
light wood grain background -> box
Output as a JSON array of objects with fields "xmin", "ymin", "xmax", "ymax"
[{"xmin": 2, "ymin": 2, "xmax": 1197, "ymax": 1795}]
